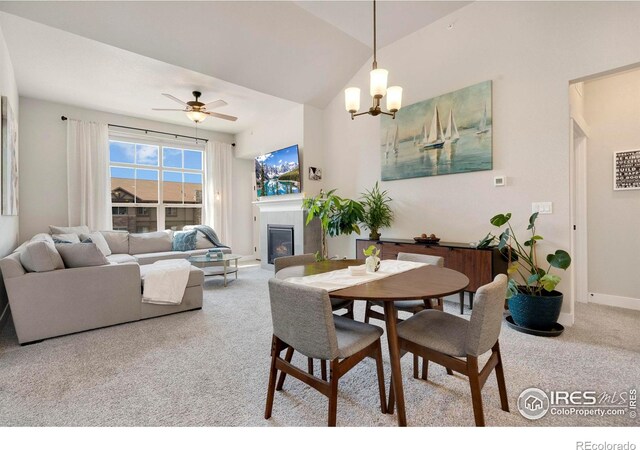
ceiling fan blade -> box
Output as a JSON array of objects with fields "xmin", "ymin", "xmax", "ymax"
[
  {"xmin": 203, "ymin": 99, "xmax": 227, "ymax": 109},
  {"xmin": 205, "ymin": 111, "xmax": 238, "ymax": 122},
  {"xmin": 152, "ymin": 108, "xmax": 186, "ymax": 111},
  {"xmin": 162, "ymin": 93, "xmax": 188, "ymax": 106}
]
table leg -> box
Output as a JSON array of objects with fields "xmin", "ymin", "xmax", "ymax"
[{"xmin": 383, "ymin": 301, "xmax": 407, "ymax": 427}]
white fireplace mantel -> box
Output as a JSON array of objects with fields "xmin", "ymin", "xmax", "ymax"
[{"xmin": 252, "ymin": 194, "xmax": 305, "ymax": 212}]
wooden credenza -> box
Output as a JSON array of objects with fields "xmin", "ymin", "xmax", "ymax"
[{"xmin": 356, "ymin": 238, "xmax": 508, "ymax": 314}]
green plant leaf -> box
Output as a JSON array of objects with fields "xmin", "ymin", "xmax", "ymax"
[
  {"xmin": 506, "ymin": 278, "xmax": 519, "ymax": 299},
  {"xmin": 547, "ymin": 250, "xmax": 571, "ymax": 270},
  {"xmin": 490, "ymin": 213, "xmax": 511, "ymax": 227},
  {"xmin": 498, "ymin": 229, "xmax": 510, "ymax": 250},
  {"xmin": 527, "ymin": 212, "xmax": 539, "ymax": 230},
  {"xmin": 524, "ymin": 235, "xmax": 543, "ymax": 246},
  {"xmin": 540, "ymin": 274, "xmax": 561, "ymax": 292}
]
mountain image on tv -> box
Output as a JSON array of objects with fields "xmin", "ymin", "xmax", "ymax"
[{"xmin": 255, "ymin": 144, "xmax": 301, "ymax": 197}]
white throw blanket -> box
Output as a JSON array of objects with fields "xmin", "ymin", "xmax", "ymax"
[
  {"xmin": 141, "ymin": 260, "xmax": 191, "ymax": 305},
  {"xmin": 283, "ymin": 259, "xmax": 426, "ymax": 292}
]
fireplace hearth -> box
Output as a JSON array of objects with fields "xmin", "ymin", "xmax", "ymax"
[{"xmin": 267, "ymin": 225, "xmax": 294, "ymax": 264}]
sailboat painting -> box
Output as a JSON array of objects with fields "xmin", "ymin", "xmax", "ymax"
[{"xmin": 381, "ymin": 80, "xmax": 492, "ymax": 181}]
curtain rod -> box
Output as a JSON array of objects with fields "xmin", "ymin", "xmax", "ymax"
[{"xmin": 60, "ymin": 115, "xmax": 210, "ymax": 143}]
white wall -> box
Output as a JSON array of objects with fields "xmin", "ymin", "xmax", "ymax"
[
  {"xmin": 321, "ymin": 1, "xmax": 640, "ymax": 323},
  {"xmin": 0, "ymin": 25, "xmax": 19, "ymax": 327},
  {"xmin": 583, "ymin": 70, "xmax": 640, "ymax": 302},
  {"xmin": 17, "ymin": 97, "xmax": 256, "ymax": 254}
]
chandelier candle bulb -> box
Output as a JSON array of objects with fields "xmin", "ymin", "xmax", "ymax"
[
  {"xmin": 386, "ymin": 86, "xmax": 402, "ymax": 111},
  {"xmin": 369, "ymin": 68, "xmax": 388, "ymax": 98},
  {"xmin": 345, "ymin": 87, "xmax": 361, "ymax": 112}
]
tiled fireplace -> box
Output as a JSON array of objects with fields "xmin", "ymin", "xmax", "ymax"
[{"xmin": 254, "ymin": 196, "xmax": 321, "ymax": 269}]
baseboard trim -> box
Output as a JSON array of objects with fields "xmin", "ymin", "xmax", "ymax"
[
  {"xmin": 558, "ymin": 312, "xmax": 574, "ymax": 327},
  {"xmin": 589, "ymin": 292, "xmax": 640, "ymax": 311},
  {"xmin": 0, "ymin": 303, "xmax": 10, "ymax": 330}
]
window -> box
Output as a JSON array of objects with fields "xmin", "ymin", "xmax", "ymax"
[{"xmin": 109, "ymin": 139, "xmax": 204, "ymax": 232}]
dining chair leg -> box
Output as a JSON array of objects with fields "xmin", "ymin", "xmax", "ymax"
[
  {"xmin": 308, "ymin": 357, "xmax": 314, "ymax": 376},
  {"xmin": 321, "ymin": 360, "xmax": 327, "ymax": 381},
  {"xmin": 421, "ymin": 359, "xmax": 429, "ymax": 381},
  {"xmin": 364, "ymin": 301, "xmax": 372, "ymax": 323},
  {"xmin": 413, "ymin": 353, "xmax": 420, "ymax": 379},
  {"xmin": 328, "ymin": 359, "xmax": 339, "ymax": 427},
  {"xmin": 493, "ymin": 341, "xmax": 510, "ymax": 412},
  {"xmin": 265, "ymin": 335, "xmax": 280, "ymax": 419},
  {"xmin": 374, "ymin": 341, "xmax": 388, "ymax": 414},
  {"xmin": 345, "ymin": 302, "xmax": 355, "ymax": 320},
  {"xmin": 467, "ymin": 355, "xmax": 485, "ymax": 427},
  {"xmin": 276, "ymin": 346, "xmax": 294, "ymax": 391}
]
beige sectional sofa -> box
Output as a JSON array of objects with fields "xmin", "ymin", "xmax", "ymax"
[{"xmin": 0, "ymin": 228, "xmax": 231, "ymax": 344}]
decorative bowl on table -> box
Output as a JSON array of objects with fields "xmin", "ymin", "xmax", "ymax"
[{"xmin": 414, "ymin": 234, "xmax": 441, "ymax": 244}]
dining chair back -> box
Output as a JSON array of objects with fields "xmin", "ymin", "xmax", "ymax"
[
  {"xmin": 466, "ymin": 274, "xmax": 508, "ymax": 357},
  {"xmin": 268, "ymin": 278, "xmax": 338, "ymax": 360},
  {"xmin": 273, "ymin": 253, "xmax": 316, "ymax": 274},
  {"xmin": 397, "ymin": 252, "xmax": 444, "ymax": 267}
]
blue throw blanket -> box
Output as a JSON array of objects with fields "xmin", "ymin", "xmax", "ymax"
[{"xmin": 194, "ymin": 225, "xmax": 230, "ymax": 249}]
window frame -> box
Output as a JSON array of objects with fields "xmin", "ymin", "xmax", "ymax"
[{"xmin": 109, "ymin": 133, "xmax": 205, "ymax": 232}]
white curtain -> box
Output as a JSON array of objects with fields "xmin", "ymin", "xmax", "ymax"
[
  {"xmin": 203, "ymin": 141, "xmax": 233, "ymax": 245},
  {"xmin": 66, "ymin": 119, "xmax": 112, "ymax": 230}
]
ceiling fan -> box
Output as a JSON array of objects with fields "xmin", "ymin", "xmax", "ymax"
[{"xmin": 153, "ymin": 91, "xmax": 238, "ymax": 123}]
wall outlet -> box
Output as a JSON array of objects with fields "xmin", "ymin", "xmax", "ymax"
[
  {"xmin": 494, "ymin": 176, "xmax": 506, "ymax": 187},
  {"xmin": 532, "ymin": 202, "xmax": 553, "ymax": 214}
]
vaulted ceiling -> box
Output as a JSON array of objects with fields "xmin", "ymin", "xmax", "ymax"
[{"xmin": 0, "ymin": 1, "xmax": 470, "ymax": 133}]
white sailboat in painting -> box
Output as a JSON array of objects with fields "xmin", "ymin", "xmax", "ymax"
[
  {"xmin": 420, "ymin": 105, "xmax": 445, "ymax": 151},
  {"xmin": 476, "ymin": 102, "xmax": 490, "ymax": 135},
  {"xmin": 384, "ymin": 123, "xmax": 399, "ymax": 160},
  {"xmin": 444, "ymin": 109, "xmax": 460, "ymax": 143}
]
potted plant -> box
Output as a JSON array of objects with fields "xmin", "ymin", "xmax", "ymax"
[
  {"xmin": 478, "ymin": 212, "xmax": 571, "ymax": 331},
  {"xmin": 360, "ymin": 181, "xmax": 394, "ymax": 240},
  {"xmin": 302, "ymin": 189, "xmax": 365, "ymax": 260}
]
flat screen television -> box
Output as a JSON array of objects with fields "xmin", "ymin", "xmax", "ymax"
[{"xmin": 255, "ymin": 144, "xmax": 301, "ymax": 197}]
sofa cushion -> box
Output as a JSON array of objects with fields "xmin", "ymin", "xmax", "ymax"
[
  {"xmin": 195, "ymin": 232, "xmax": 215, "ymax": 249},
  {"xmin": 55, "ymin": 243, "xmax": 109, "ymax": 268},
  {"xmin": 140, "ymin": 265, "xmax": 204, "ymax": 288},
  {"xmin": 49, "ymin": 225, "xmax": 91, "ymax": 236},
  {"xmin": 134, "ymin": 252, "xmax": 188, "ymax": 265},
  {"xmin": 106, "ymin": 253, "xmax": 137, "ymax": 264},
  {"xmin": 31, "ymin": 233, "xmax": 56, "ymax": 244},
  {"xmin": 19, "ymin": 241, "xmax": 65, "ymax": 272},
  {"xmin": 80, "ymin": 232, "xmax": 112, "ymax": 256},
  {"xmin": 52, "ymin": 233, "xmax": 81, "ymax": 244},
  {"xmin": 129, "ymin": 231, "xmax": 173, "ymax": 255},
  {"xmin": 100, "ymin": 231, "xmax": 129, "ymax": 255},
  {"xmin": 172, "ymin": 229, "xmax": 197, "ymax": 251}
]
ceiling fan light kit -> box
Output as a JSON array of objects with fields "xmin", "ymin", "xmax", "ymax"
[
  {"xmin": 345, "ymin": 0, "xmax": 402, "ymax": 120},
  {"xmin": 153, "ymin": 90, "xmax": 238, "ymax": 123}
]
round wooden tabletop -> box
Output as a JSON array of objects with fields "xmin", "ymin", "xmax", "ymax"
[{"xmin": 275, "ymin": 259, "xmax": 469, "ymax": 302}]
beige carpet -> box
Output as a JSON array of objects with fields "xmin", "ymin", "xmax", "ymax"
[{"xmin": 0, "ymin": 265, "xmax": 638, "ymax": 426}]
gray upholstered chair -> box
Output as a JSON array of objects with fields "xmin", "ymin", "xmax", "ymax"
[
  {"xmin": 273, "ymin": 253, "xmax": 355, "ymax": 381},
  {"xmin": 364, "ymin": 252, "xmax": 445, "ymax": 379},
  {"xmin": 389, "ymin": 274, "xmax": 509, "ymax": 426},
  {"xmin": 265, "ymin": 278, "xmax": 387, "ymax": 426}
]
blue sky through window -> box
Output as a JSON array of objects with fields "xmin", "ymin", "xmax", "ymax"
[
  {"xmin": 163, "ymin": 148, "xmax": 182, "ymax": 168},
  {"xmin": 110, "ymin": 141, "xmax": 135, "ymax": 164}
]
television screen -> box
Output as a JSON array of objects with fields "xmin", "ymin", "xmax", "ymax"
[{"xmin": 255, "ymin": 144, "xmax": 301, "ymax": 197}]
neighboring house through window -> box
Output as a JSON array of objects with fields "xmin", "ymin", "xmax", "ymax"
[{"xmin": 109, "ymin": 138, "xmax": 204, "ymax": 232}]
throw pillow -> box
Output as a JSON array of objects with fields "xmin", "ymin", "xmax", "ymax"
[
  {"xmin": 55, "ymin": 243, "xmax": 109, "ymax": 268},
  {"xmin": 19, "ymin": 241, "xmax": 65, "ymax": 272},
  {"xmin": 49, "ymin": 225, "xmax": 91, "ymax": 236},
  {"xmin": 99, "ymin": 231, "xmax": 129, "ymax": 255},
  {"xmin": 80, "ymin": 232, "xmax": 112, "ymax": 257},
  {"xmin": 172, "ymin": 229, "xmax": 197, "ymax": 251},
  {"xmin": 52, "ymin": 233, "xmax": 81, "ymax": 244},
  {"xmin": 128, "ymin": 231, "xmax": 173, "ymax": 255}
]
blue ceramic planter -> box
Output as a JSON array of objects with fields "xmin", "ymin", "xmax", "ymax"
[{"xmin": 508, "ymin": 289, "xmax": 563, "ymax": 331}]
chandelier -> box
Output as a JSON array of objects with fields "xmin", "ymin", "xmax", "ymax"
[{"xmin": 345, "ymin": 0, "xmax": 402, "ymax": 120}]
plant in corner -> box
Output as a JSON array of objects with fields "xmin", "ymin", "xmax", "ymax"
[
  {"xmin": 302, "ymin": 189, "xmax": 365, "ymax": 261},
  {"xmin": 360, "ymin": 181, "xmax": 394, "ymax": 241},
  {"xmin": 478, "ymin": 212, "xmax": 571, "ymax": 332}
]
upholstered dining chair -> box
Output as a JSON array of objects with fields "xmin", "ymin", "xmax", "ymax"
[
  {"xmin": 363, "ymin": 252, "xmax": 445, "ymax": 379},
  {"xmin": 273, "ymin": 254, "xmax": 355, "ymax": 381},
  {"xmin": 388, "ymin": 274, "xmax": 509, "ymax": 426},
  {"xmin": 265, "ymin": 278, "xmax": 387, "ymax": 426}
]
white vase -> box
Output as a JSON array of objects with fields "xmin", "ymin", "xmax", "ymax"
[{"xmin": 365, "ymin": 255, "xmax": 380, "ymax": 273}]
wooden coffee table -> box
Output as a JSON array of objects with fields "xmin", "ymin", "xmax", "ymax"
[
  {"xmin": 189, "ymin": 254, "xmax": 241, "ymax": 287},
  {"xmin": 276, "ymin": 259, "xmax": 469, "ymax": 426}
]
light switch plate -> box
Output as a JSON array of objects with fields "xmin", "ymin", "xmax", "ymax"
[
  {"xmin": 532, "ymin": 202, "xmax": 553, "ymax": 214},
  {"xmin": 494, "ymin": 176, "xmax": 506, "ymax": 187}
]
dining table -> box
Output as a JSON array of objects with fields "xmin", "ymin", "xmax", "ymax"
[{"xmin": 275, "ymin": 259, "xmax": 470, "ymax": 426}]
